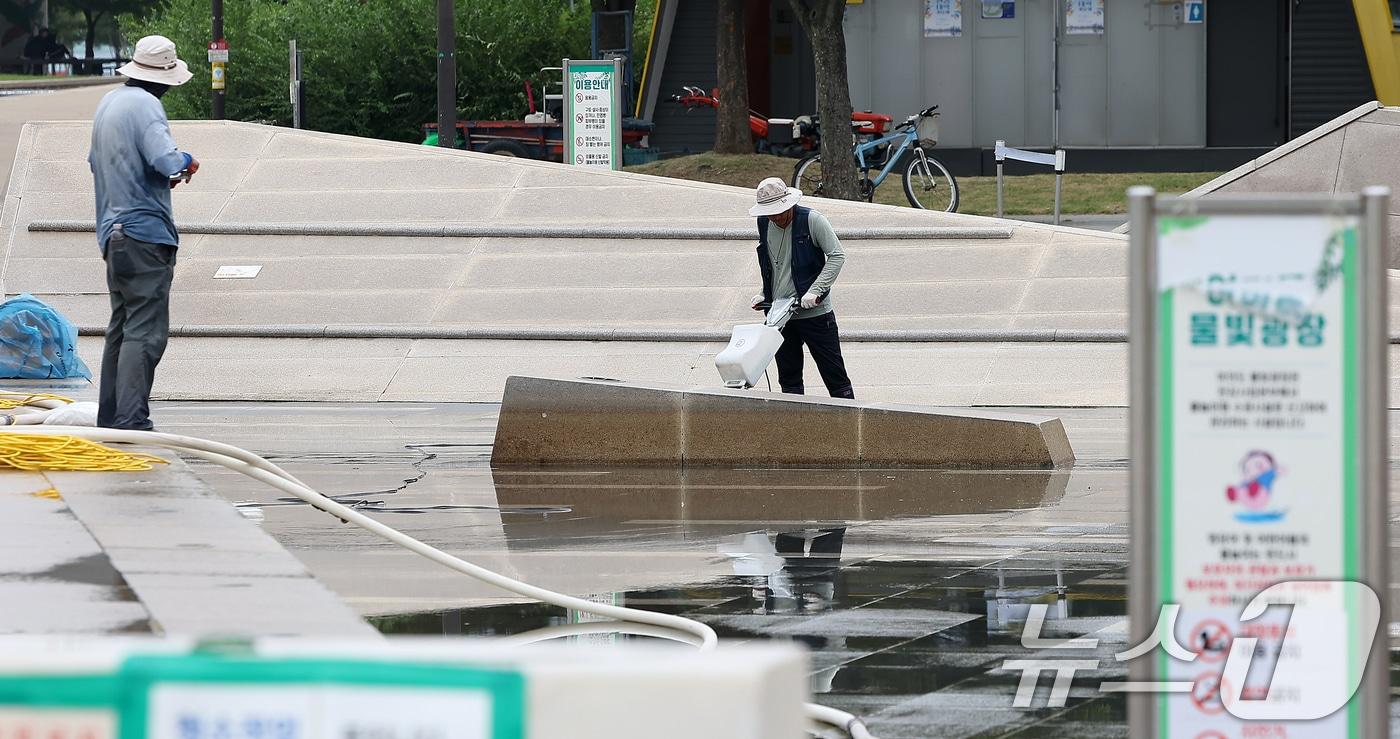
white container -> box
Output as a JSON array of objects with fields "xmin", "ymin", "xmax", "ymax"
[{"xmin": 714, "ymin": 323, "xmax": 786, "ymax": 388}]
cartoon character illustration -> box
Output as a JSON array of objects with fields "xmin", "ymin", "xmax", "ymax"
[{"xmin": 1226, "ymin": 451, "xmax": 1286, "ymax": 522}]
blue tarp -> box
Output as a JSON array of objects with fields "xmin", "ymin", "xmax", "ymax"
[{"xmin": 0, "ymin": 294, "xmax": 90, "ymax": 379}]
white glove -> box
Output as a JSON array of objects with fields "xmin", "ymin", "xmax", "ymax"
[
  {"xmin": 750, "ymin": 293, "xmax": 766, "ymax": 310},
  {"xmin": 800, "ymin": 292, "xmax": 820, "ymax": 309}
]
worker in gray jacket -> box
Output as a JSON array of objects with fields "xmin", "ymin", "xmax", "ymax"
[
  {"xmin": 89, "ymin": 35, "xmax": 197, "ymax": 430},
  {"xmin": 747, "ymin": 177, "xmax": 854, "ymax": 399}
]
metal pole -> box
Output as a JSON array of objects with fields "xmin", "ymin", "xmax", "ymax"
[
  {"xmin": 436, "ymin": 0, "xmax": 456, "ymax": 148},
  {"xmin": 1051, "ymin": 0, "xmax": 1060, "ymax": 148},
  {"xmin": 289, "ymin": 40, "xmax": 301, "ymax": 129},
  {"xmin": 296, "ymin": 49, "xmax": 305, "ymax": 129},
  {"xmin": 1053, "ymin": 150, "xmax": 1066, "ymax": 226},
  {"xmin": 1360, "ymin": 186, "xmax": 1391, "ymax": 739},
  {"xmin": 211, "ymin": 0, "xmax": 224, "ymax": 120},
  {"xmin": 1125, "ymin": 186, "xmax": 1157, "ymax": 739},
  {"xmin": 995, "ymin": 140, "xmax": 1005, "ymax": 219}
]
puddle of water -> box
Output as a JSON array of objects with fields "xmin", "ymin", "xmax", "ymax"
[
  {"xmin": 369, "ymin": 554, "xmax": 1129, "ymax": 736},
  {"xmin": 490, "ymin": 467, "xmax": 1072, "ymax": 523}
]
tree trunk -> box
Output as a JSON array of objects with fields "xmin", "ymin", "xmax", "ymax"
[
  {"xmin": 82, "ymin": 9, "xmax": 100, "ymax": 75},
  {"xmin": 788, "ymin": 0, "xmax": 859, "ymax": 200},
  {"xmin": 714, "ymin": 0, "xmax": 752, "ymax": 154}
]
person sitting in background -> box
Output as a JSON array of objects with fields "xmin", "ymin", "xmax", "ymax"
[{"xmin": 44, "ymin": 30, "xmax": 71, "ymax": 60}]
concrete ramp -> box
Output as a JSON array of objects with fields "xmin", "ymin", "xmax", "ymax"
[
  {"xmin": 1156, "ymin": 101, "xmax": 1400, "ymax": 266},
  {"xmin": 1, "ymin": 119, "xmax": 1137, "ymax": 407},
  {"xmin": 491, "ymin": 376, "xmax": 1074, "ymax": 468}
]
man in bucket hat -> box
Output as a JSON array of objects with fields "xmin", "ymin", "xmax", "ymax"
[
  {"xmin": 748, "ymin": 177, "xmax": 854, "ymax": 399},
  {"xmin": 89, "ymin": 35, "xmax": 197, "ymax": 430}
]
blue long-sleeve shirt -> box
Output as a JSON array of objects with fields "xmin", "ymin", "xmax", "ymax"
[{"xmin": 88, "ymin": 85, "xmax": 191, "ymax": 252}]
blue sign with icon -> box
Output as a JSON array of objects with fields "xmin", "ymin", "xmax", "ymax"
[{"xmin": 1186, "ymin": 0, "xmax": 1204, "ymax": 23}]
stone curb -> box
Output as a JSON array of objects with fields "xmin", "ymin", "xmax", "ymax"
[
  {"xmin": 0, "ymin": 77, "xmax": 120, "ymax": 90},
  {"xmin": 73, "ymin": 324, "xmax": 1126, "ymax": 342},
  {"xmin": 30, "ymin": 220, "xmax": 1014, "ymax": 241}
]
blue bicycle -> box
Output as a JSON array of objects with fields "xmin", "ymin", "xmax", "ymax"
[{"xmin": 791, "ymin": 105, "xmax": 958, "ymax": 212}]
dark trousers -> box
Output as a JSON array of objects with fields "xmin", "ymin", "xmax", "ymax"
[
  {"xmin": 774, "ymin": 312, "xmax": 854, "ymax": 399},
  {"xmin": 98, "ymin": 234, "xmax": 176, "ymax": 430}
]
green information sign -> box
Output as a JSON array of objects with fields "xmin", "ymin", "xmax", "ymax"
[
  {"xmin": 0, "ymin": 653, "xmax": 526, "ymax": 739},
  {"xmin": 563, "ymin": 59, "xmax": 623, "ymax": 171},
  {"xmin": 1128, "ymin": 189, "xmax": 1389, "ymax": 738}
]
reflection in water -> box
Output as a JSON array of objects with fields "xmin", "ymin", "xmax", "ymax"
[
  {"xmin": 720, "ymin": 528, "xmax": 847, "ymax": 615},
  {"xmin": 488, "ymin": 466, "xmax": 1071, "ymax": 549},
  {"xmin": 986, "ymin": 568, "xmax": 1070, "ymax": 635}
]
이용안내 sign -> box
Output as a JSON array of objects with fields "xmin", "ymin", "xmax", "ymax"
[
  {"xmin": 1128, "ymin": 189, "xmax": 1390, "ymax": 738},
  {"xmin": 564, "ymin": 59, "xmax": 623, "ymax": 171}
]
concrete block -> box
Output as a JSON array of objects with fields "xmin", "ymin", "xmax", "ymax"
[
  {"xmin": 492, "ymin": 376, "xmax": 685, "ymax": 464},
  {"xmin": 860, "ymin": 404, "xmax": 1074, "ymax": 467},
  {"xmin": 492, "ymin": 376, "xmax": 1076, "ymax": 468},
  {"xmin": 682, "ymin": 386, "xmax": 863, "ymax": 467}
]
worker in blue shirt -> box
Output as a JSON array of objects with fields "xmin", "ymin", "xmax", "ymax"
[{"xmin": 88, "ymin": 35, "xmax": 197, "ymax": 430}]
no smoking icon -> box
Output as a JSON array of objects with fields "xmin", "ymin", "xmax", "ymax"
[{"xmin": 1190, "ymin": 619, "xmax": 1232, "ymax": 663}]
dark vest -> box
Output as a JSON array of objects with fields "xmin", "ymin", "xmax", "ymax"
[{"xmin": 757, "ymin": 206, "xmax": 826, "ymax": 303}]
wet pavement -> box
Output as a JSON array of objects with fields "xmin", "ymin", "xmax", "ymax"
[
  {"xmin": 146, "ymin": 401, "xmax": 1397, "ymax": 736},
  {"xmin": 148, "ymin": 402, "xmax": 1134, "ymax": 735}
]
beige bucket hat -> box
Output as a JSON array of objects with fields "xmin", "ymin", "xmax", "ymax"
[
  {"xmin": 749, "ymin": 176, "xmax": 803, "ymax": 217},
  {"xmin": 117, "ymin": 35, "xmax": 193, "ymax": 86}
]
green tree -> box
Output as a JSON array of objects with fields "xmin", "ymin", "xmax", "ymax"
[
  {"xmin": 55, "ymin": 0, "xmax": 159, "ymax": 71},
  {"xmin": 713, "ymin": 0, "xmax": 750, "ymax": 154},
  {"xmin": 119, "ymin": 0, "xmax": 660, "ymax": 144}
]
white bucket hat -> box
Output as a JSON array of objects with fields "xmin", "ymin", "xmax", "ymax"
[
  {"xmin": 117, "ymin": 35, "xmax": 193, "ymax": 86},
  {"xmin": 748, "ymin": 176, "xmax": 803, "ymax": 217}
]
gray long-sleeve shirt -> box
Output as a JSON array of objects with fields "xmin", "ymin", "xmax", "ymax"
[
  {"xmin": 764, "ymin": 209, "xmax": 846, "ymax": 320},
  {"xmin": 88, "ymin": 85, "xmax": 191, "ymax": 252}
]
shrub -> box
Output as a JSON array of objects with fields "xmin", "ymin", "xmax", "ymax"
[{"xmin": 119, "ymin": 0, "xmax": 654, "ymax": 143}]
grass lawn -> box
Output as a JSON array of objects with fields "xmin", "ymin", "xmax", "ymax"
[
  {"xmin": 0, "ymin": 73, "xmax": 69, "ymax": 81},
  {"xmin": 627, "ymin": 152, "xmax": 1221, "ymax": 216}
]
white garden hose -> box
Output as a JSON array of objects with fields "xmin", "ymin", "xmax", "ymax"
[{"xmin": 0, "ymin": 417, "xmax": 879, "ymax": 738}]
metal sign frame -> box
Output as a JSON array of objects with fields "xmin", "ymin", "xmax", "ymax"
[
  {"xmin": 1127, "ymin": 187, "xmax": 1389, "ymax": 737},
  {"xmin": 563, "ymin": 58, "xmax": 624, "ymax": 171}
]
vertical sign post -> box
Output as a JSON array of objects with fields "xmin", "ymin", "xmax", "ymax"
[
  {"xmin": 563, "ymin": 58, "xmax": 624, "ymax": 170},
  {"xmin": 210, "ymin": 0, "xmax": 224, "ymax": 119},
  {"xmin": 207, "ymin": 39, "xmax": 228, "ymax": 95},
  {"xmin": 288, "ymin": 40, "xmax": 304, "ymax": 129},
  {"xmin": 1128, "ymin": 189, "xmax": 1389, "ymax": 738}
]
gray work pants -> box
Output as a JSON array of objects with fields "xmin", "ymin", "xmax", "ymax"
[{"xmin": 98, "ymin": 233, "xmax": 176, "ymax": 430}]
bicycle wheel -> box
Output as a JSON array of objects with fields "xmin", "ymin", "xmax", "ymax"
[
  {"xmin": 792, "ymin": 153, "xmax": 824, "ymax": 198},
  {"xmin": 902, "ymin": 150, "xmax": 959, "ymax": 212}
]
